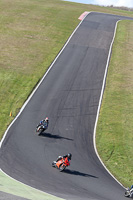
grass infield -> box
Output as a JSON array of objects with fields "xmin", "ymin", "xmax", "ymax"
[{"xmin": 96, "ymin": 20, "xmax": 133, "ymax": 187}]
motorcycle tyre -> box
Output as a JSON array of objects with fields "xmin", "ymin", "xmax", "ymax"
[
  {"xmin": 52, "ymin": 161, "xmax": 56, "ymax": 167},
  {"xmin": 125, "ymin": 191, "xmax": 130, "ymax": 197},
  {"xmin": 36, "ymin": 127, "xmax": 38, "ymax": 133},
  {"xmin": 59, "ymin": 164, "xmax": 66, "ymax": 172},
  {"xmin": 38, "ymin": 128, "xmax": 45, "ymax": 136}
]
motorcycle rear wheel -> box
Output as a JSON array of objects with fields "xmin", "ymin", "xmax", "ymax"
[
  {"xmin": 59, "ymin": 164, "xmax": 66, "ymax": 172},
  {"xmin": 37, "ymin": 127, "xmax": 45, "ymax": 136}
]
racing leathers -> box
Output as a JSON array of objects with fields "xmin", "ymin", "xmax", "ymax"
[{"xmin": 37, "ymin": 119, "xmax": 49, "ymax": 130}]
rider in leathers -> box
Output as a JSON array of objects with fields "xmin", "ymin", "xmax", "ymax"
[
  {"xmin": 37, "ymin": 117, "xmax": 49, "ymax": 130},
  {"xmin": 56, "ymin": 153, "xmax": 72, "ymax": 163}
]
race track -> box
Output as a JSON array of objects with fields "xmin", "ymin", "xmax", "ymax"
[{"xmin": 1, "ymin": 12, "xmax": 133, "ymax": 200}]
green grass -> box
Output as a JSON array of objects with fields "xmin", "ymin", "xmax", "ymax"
[
  {"xmin": 96, "ymin": 20, "xmax": 133, "ymax": 187},
  {"xmin": 0, "ymin": 0, "xmax": 133, "ymax": 188}
]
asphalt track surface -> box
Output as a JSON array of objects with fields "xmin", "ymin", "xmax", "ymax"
[{"xmin": 1, "ymin": 12, "xmax": 133, "ymax": 200}]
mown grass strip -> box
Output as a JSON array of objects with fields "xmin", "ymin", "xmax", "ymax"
[{"xmin": 96, "ymin": 20, "xmax": 133, "ymax": 187}]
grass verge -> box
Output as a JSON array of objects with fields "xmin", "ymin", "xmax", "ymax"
[{"xmin": 96, "ymin": 20, "xmax": 133, "ymax": 187}]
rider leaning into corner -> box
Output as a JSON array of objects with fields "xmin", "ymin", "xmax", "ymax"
[
  {"xmin": 56, "ymin": 153, "xmax": 72, "ymax": 165},
  {"xmin": 37, "ymin": 117, "xmax": 49, "ymax": 129}
]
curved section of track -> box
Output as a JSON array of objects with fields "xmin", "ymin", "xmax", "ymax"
[{"xmin": 1, "ymin": 12, "xmax": 133, "ymax": 200}]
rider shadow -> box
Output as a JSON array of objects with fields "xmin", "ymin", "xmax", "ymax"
[
  {"xmin": 40, "ymin": 132, "xmax": 73, "ymax": 141},
  {"xmin": 64, "ymin": 169, "xmax": 98, "ymax": 178}
]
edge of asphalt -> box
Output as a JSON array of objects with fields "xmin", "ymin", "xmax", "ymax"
[
  {"xmin": 0, "ymin": 12, "xmax": 87, "ymax": 200},
  {"xmin": 0, "ymin": 11, "xmax": 129, "ymax": 199},
  {"xmin": 93, "ymin": 19, "xmax": 125, "ymax": 189},
  {"xmin": 0, "ymin": 169, "xmax": 64, "ymax": 200}
]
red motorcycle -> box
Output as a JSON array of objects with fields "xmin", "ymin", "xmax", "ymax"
[{"xmin": 52, "ymin": 157, "xmax": 70, "ymax": 172}]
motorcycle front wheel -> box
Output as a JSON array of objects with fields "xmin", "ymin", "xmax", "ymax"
[
  {"xmin": 125, "ymin": 190, "xmax": 130, "ymax": 197},
  {"xmin": 52, "ymin": 161, "xmax": 56, "ymax": 167}
]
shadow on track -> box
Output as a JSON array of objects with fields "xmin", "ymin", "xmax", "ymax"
[
  {"xmin": 39, "ymin": 132, "xmax": 73, "ymax": 141},
  {"xmin": 64, "ymin": 169, "xmax": 98, "ymax": 178}
]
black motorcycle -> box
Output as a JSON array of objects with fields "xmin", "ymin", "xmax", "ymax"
[{"xmin": 36, "ymin": 125, "xmax": 47, "ymax": 135}]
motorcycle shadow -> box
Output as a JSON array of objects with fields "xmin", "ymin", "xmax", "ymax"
[
  {"xmin": 64, "ymin": 169, "xmax": 98, "ymax": 178},
  {"xmin": 39, "ymin": 132, "xmax": 73, "ymax": 141}
]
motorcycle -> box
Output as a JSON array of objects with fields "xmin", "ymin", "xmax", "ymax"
[
  {"xmin": 125, "ymin": 187, "xmax": 133, "ymax": 198},
  {"xmin": 52, "ymin": 156, "xmax": 70, "ymax": 172},
  {"xmin": 36, "ymin": 125, "xmax": 47, "ymax": 135}
]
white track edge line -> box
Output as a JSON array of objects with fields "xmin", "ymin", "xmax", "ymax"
[
  {"xmin": 0, "ymin": 12, "xmax": 89, "ymax": 197},
  {"xmin": 0, "ymin": 169, "xmax": 64, "ymax": 199},
  {"xmin": 0, "ymin": 12, "xmax": 89, "ymax": 149},
  {"xmin": 0, "ymin": 11, "xmax": 128, "ymax": 193},
  {"xmin": 93, "ymin": 19, "xmax": 126, "ymax": 189}
]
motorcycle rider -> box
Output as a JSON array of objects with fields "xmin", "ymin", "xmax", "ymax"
[
  {"xmin": 56, "ymin": 153, "xmax": 72, "ymax": 164},
  {"xmin": 37, "ymin": 117, "xmax": 49, "ymax": 130}
]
